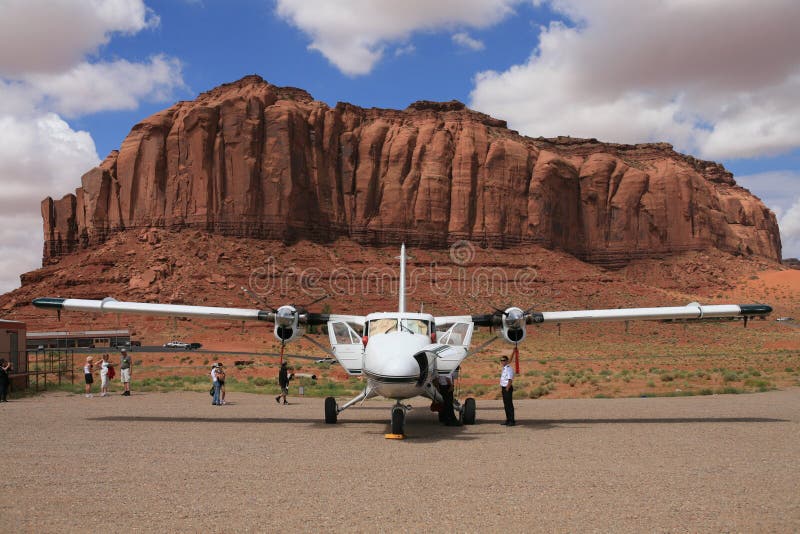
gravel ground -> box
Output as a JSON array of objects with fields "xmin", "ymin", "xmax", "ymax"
[{"xmin": 1, "ymin": 388, "xmax": 799, "ymax": 533}]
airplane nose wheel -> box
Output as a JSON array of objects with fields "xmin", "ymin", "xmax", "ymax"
[{"xmin": 391, "ymin": 405, "xmax": 405, "ymax": 435}]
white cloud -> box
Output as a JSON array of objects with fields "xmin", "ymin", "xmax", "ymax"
[
  {"xmin": 275, "ymin": 0, "xmax": 520, "ymax": 75},
  {"xmin": 0, "ymin": 1, "xmax": 183, "ymax": 295},
  {"xmin": 470, "ymin": 0, "xmax": 800, "ymax": 160},
  {"xmin": 0, "ymin": 111, "xmax": 100, "ymax": 294},
  {"xmin": 452, "ymin": 32, "xmax": 485, "ymax": 52},
  {"xmin": 24, "ymin": 55, "xmax": 185, "ymax": 117},
  {"xmin": 779, "ymin": 198, "xmax": 800, "ymax": 259},
  {"xmin": 0, "ymin": 0, "xmax": 159, "ymax": 76},
  {"xmin": 735, "ymin": 171, "xmax": 800, "ymax": 259}
]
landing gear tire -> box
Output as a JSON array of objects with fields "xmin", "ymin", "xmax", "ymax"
[
  {"xmin": 461, "ymin": 397, "xmax": 476, "ymax": 425},
  {"xmin": 391, "ymin": 406, "xmax": 405, "ymax": 435},
  {"xmin": 324, "ymin": 396, "xmax": 338, "ymax": 424}
]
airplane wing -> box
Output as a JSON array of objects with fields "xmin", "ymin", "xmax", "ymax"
[
  {"xmin": 32, "ymin": 297, "xmax": 273, "ymax": 321},
  {"xmin": 31, "ymin": 297, "xmax": 366, "ymax": 326},
  {"xmin": 532, "ymin": 303, "xmax": 772, "ymax": 324}
]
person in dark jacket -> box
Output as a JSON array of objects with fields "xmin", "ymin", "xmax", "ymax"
[
  {"xmin": 275, "ymin": 361, "xmax": 292, "ymax": 405},
  {"xmin": 0, "ymin": 359, "xmax": 11, "ymax": 402}
]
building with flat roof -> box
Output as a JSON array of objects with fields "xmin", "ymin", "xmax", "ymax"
[
  {"xmin": 26, "ymin": 329, "xmax": 131, "ymax": 350},
  {"xmin": 1, "ymin": 319, "xmax": 27, "ymax": 390}
]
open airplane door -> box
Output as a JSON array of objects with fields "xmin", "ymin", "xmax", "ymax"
[
  {"xmin": 433, "ymin": 320, "xmax": 474, "ymax": 374},
  {"xmin": 327, "ymin": 321, "xmax": 364, "ymax": 375}
]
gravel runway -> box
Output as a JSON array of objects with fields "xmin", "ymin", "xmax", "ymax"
[{"xmin": 2, "ymin": 388, "xmax": 799, "ymax": 532}]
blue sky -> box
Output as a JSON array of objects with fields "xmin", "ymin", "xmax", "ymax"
[{"xmin": 1, "ymin": 0, "xmax": 799, "ymax": 294}]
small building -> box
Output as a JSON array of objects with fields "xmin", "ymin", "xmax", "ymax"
[
  {"xmin": 1, "ymin": 319, "xmax": 27, "ymax": 390},
  {"xmin": 26, "ymin": 329, "xmax": 131, "ymax": 350}
]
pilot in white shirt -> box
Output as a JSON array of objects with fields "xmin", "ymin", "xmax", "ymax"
[{"xmin": 499, "ymin": 356, "xmax": 515, "ymax": 426}]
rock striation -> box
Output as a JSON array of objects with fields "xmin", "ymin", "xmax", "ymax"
[{"xmin": 41, "ymin": 75, "xmax": 781, "ymax": 266}]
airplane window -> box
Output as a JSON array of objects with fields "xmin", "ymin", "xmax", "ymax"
[
  {"xmin": 401, "ymin": 319, "xmax": 429, "ymax": 335},
  {"xmin": 333, "ymin": 322, "xmax": 353, "ymax": 344},
  {"xmin": 445, "ymin": 323, "xmax": 469, "ymax": 345},
  {"xmin": 369, "ymin": 319, "xmax": 397, "ymax": 335}
]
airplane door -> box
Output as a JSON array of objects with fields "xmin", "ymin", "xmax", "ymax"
[
  {"xmin": 435, "ymin": 321, "xmax": 474, "ymax": 374},
  {"xmin": 327, "ymin": 321, "xmax": 364, "ymax": 375}
]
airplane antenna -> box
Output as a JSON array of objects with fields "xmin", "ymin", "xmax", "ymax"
[{"xmin": 397, "ymin": 243, "xmax": 406, "ymax": 313}]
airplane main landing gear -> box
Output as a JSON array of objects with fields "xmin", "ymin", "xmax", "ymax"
[
  {"xmin": 324, "ymin": 397, "xmax": 338, "ymax": 424},
  {"xmin": 461, "ymin": 397, "xmax": 476, "ymax": 425}
]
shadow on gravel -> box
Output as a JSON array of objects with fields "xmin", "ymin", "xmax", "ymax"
[{"xmin": 508, "ymin": 417, "xmax": 788, "ymax": 429}]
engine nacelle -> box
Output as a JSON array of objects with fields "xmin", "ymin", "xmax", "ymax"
[
  {"xmin": 500, "ymin": 306, "xmax": 526, "ymax": 344},
  {"xmin": 273, "ymin": 305, "xmax": 304, "ymax": 343}
]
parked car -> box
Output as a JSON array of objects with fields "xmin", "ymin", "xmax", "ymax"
[
  {"xmin": 163, "ymin": 341, "xmax": 191, "ymax": 349},
  {"xmin": 315, "ymin": 357, "xmax": 336, "ymax": 364},
  {"xmin": 189, "ymin": 342, "xmax": 202, "ymax": 350}
]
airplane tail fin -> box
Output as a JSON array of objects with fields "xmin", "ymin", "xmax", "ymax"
[{"xmin": 398, "ymin": 244, "xmax": 406, "ymax": 313}]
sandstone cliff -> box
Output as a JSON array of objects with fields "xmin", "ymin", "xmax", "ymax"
[{"xmin": 41, "ymin": 75, "xmax": 782, "ymax": 266}]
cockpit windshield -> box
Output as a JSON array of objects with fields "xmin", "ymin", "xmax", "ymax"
[
  {"xmin": 367, "ymin": 318, "xmax": 430, "ymax": 336},
  {"xmin": 401, "ymin": 319, "xmax": 429, "ymax": 335},
  {"xmin": 368, "ymin": 318, "xmax": 398, "ymax": 335}
]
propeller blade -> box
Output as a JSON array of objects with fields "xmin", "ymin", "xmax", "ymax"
[{"xmin": 241, "ymin": 286, "xmax": 277, "ymax": 312}]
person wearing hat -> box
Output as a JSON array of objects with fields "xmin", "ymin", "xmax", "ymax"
[
  {"xmin": 499, "ymin": 355, "xmax": 515, "ymax": 426},
  {"xmin": 210, "ymin": 363, "xmax": 222, "ymax": 406},
  {"xmin": 120, "ymin": 348, "xmax": 132, "ymax": 396}
]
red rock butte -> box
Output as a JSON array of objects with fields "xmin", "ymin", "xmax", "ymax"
[{"xmin": 41, "ymin": 75, "xmax": 781, "ymax": 267}]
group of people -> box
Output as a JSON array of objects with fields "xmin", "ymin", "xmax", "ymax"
[
  {"xmin": 75, "ymin": 350, "xmax": 516, "ymax": 424},
  {"xmin": 210, "ymin": 362, "xmax": 227, "ymax": 405},
  {"xmin": 83, "ymin": 349, "xmax": 132, "ymax": 398},
  {"xmin": 432, "ymin": 355, "xmax": 515, "ymax": 427}
]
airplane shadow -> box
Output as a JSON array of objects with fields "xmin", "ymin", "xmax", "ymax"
[
  {"xmin": 501, "ymin": 416, "xmax": 788, "ymax": 430},
  {"xmin": 87, "ymin": 416, "xmax": 787, "ymax": 444}
]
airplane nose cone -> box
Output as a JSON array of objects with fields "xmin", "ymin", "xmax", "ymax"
[{"xmin": 364, "ymin": 332, "xmax": 426, "ymax": 378}]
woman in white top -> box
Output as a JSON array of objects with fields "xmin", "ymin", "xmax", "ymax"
[
  {"xmin": 98, "ymin": 354, "xmax": 110, "ymax": 397},
  {"xmin": 83, "ymin": 356, "xmax": 94, "ymax": 398}
]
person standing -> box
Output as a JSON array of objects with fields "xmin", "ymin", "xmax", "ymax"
[
  {"xmin": 0, "ymin": 359, "xmax": 11, "ymax": 402},
  {"xmin": 436, "ymin": 373, "xmax": 460, "ymax": 426},
  {"xmin": 500, "ymin": 355, "xmax": 515, "ymax": 426},
  {"xmin": 83, "ymin": 356, "xmax": 95, "ymax": 398},
  {"xmin": 275, "ymin": 361, "xmax": 291, "ymax": 405},
  {"xmin": 210, "ymin": 363, "xmax": 222, "ymax": 406},
  {"xmin": 217, "ymin": 364, "xmax": 227, "ymax": 405},
  {"xmin": 120, "ymin": 349, "xmax": 132, "ymax": 396},
  {"xmin": 98, "ymin": 354, "xmax": 111, "ymax": 397}
]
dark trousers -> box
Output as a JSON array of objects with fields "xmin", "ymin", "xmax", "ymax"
[
  {"xmin": 441, "ymin": 388, "xmax": 456, "ymax": 423},
  {"xmin": 0, "ymin": 381, "xmax": 9, "ymax": 401},
  {"xmin": 502, "ymin": 385, "xmax": 514, "ymax": 423}
]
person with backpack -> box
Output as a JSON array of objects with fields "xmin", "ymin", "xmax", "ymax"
[{"xmin": 210, "ymin": 363, "xmax": 222, "ymax": 406}]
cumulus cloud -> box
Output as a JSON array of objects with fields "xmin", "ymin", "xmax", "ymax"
[
  {"xmin": 735, "ymin": 171, "xmax": 800, "ymax": 259},
  {"xmin": 779, "ymin": 198, "xmax": 800, "ymax": 259},
  {"xmin": 470, "ymin": 0, "xmax": 800, "ymax": 160},
  {"xmin": 0, "ymin": 1, "xmax": 183, "ymax": 294},
  {"xmin": 275, "ymin": 0, "xmax": 519, "ymax": 75},
  {"xmin": 0, "ymin": 0, "xmax": 159, "ymax": 76},
  {"xmin": 24, "ymin": 55, "xmax": 185, "ymax": 117},
  {"xmin": 0, "ymin": 111, "xmax": 100, "ymax": 294},
  {"xmin": 452, "ymin": 32, "xmax": 485, "ymax": 52}
]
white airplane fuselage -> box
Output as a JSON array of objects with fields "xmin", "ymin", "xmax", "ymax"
[{"xmin": 362, "ymin": 330, "xmax": 435, "ymax": 399}]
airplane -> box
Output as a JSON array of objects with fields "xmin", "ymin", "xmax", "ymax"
[{"xmin": 32, "ymin": 244, "xmax": 773, "ymax": 436}]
